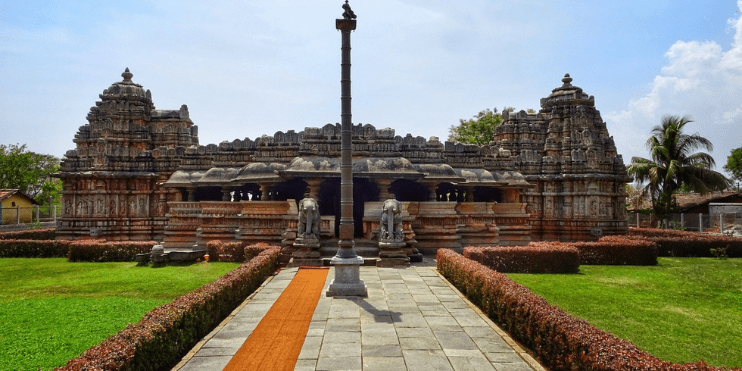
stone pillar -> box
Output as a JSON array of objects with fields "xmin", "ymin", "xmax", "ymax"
[
  {"xmin": 16, "ymin": 205, "xmax": 20, "ymax": 224},
  {"xmin": 327, "ymin": 1, "xmax": 366, "ymax": 297},
  {"xmin": 259, "ymin": 184, "xmax": 271, "ymax": 201},
  {"xmin": 464, "ymin": 186, "xmax": 474, "ymax": 202},
  {"xmin": 0, "ymin": 204, "xmax": 4, "ymax": 225},
  {"xmin": 680, "ymin": 213, "xmax": 684, "ymax": 230},
  {"xmin": 53, "ymin": 205, "xmax": 57, "ymax": 223},
  {"xmin": 306, "ymin": 178, "xmax": 322, "ymax": 200},
  {"xmin": 376, "ymin": 178, "xmax": 393, "ymax": 200},
  {"xmin": 426, "ymin": 183, "xmax": 438, "ymax": 201},
  {"xmin": 221, "ymin": 187, "xmax": 232, "ymax": 202},
  {"xmin": 186, "ymin": 187, "xmax": 196, "ymax": 202},
  {"xmin": 34, "ymin": 205, "xmax": 39, "ymax": 222}
]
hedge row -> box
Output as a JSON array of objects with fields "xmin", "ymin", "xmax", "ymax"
[
  {"xmin": 436, "ymin": 249, "xmax": 736, "ymax": 371},
  {"xmin": 0, "ymin": 228, "xmax": 56, "ymax": 240},
  {"xmin": 0, "ymin": 239, "xmax": 71, "ymax": 258},
  {"xmin": 574, "ymin": 235, "xmax": 658, "ymax": 265},
  {"xmin": 206, "ymin": 240, "xmax": 245, "ymax": 262},
  {"xmin": 67, "ymin": 241, "xmax": 156, "ymax": 262},
  {"xmin": 629, "ymin": 228, "xmax": 742, "ymax": 257},
  {"xmin": 206, "ymin": 241, "xmax": 272, "ymax": 262},
  {"xmin": 56, "ymin": 245, "xmax": 282, "ymax": 371},
  {"xmin": 464, "ymin": 243, "xmax": 580, "ymax": 273},
  {"xmin": 0, "ymin": 239, "xmax": 156, "ymax": 262}
]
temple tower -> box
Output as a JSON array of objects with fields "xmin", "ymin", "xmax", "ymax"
[{"xmin": 491, "ymin": 74, "xmax": 630, "ymax": 241}]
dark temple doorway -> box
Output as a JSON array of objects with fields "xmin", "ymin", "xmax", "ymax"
[{"xmin": 318, "ymin": 177, "xmax": 379, "ymax": 237}]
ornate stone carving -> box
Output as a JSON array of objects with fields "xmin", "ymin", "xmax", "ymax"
[
  {"xmin": 295, "ymin": 197, "xmax": 320, "ymax": 248},
  {"xmin": 379, "ymin": 199, "xmax": 404, "ymax": 248}
]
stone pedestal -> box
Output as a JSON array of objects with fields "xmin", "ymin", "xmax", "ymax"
[{"xmin": 326, "ymin": 256, "xmax": 367, "ymax": 297}]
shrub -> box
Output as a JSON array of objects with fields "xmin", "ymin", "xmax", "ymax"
[
  {"xmin": 0, "ymin": 239, "xmax": 70, "ymax": 258},
  {"xmin": 629, "ymin": 228, "xmax": 742, "ymax": 257},
  {"xmin": 206, "ymin": 240, "xmax": 222, "ymax": 261},
  {"xmin": 436, "ymin": 249, "xmax": 736, "ymax": 371},
  {"xmin": 574, "ymin": 235, "xmax": 658, "ymax": 265},
  {"xmin": 56, "ymin": 246, "xmax": 282, "ymax": 371},
  {"xmin": 218, "ymin": 241, "xmax": 245, "ymax": 262},
  {"xmin": 67, "ymin": 241, "xmax": 155, "ymax": 262},
  {"xmin": 0, "ymin": 228, "xmax": 56, "ymax": 240},
  {"xmin": 464, "ymin": 242, "xmax": 580, "ymax": 273},
  {"xmin": 244, "ymin": 243, "xmax": 272, "ymax": 262}
]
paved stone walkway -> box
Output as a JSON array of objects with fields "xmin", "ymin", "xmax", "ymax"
[{"xmin": 173, "ymin": 263, "xmax": 544, "ymax": 371}]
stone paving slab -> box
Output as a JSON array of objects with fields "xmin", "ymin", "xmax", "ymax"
[{"xmin": 172, "ymin": 263, "xmax": 545, "ymax": 371}]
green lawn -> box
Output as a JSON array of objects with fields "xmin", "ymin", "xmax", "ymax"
[
  {"xmin": 0, "ymin": 258, "xmax": 241, "ymax": 371},
  {"xmin": 508, "ymin": 257, "xmax": 742, "ymax": 368}
]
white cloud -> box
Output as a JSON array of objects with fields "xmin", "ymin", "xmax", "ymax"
[{"xmin": 606, "ymin": 0, "xmax": 742, "ymax": 170}]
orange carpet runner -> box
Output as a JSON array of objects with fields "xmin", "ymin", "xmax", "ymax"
[{"xmin": 223, "ymin": 267, "xmax": 329, "ymax": 371}]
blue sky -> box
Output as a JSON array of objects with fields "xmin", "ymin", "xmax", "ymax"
[{"xmin": 2, "ymin": 0, "xmax": 742, "ymax": 176}]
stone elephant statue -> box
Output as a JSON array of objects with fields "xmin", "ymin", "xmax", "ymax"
[
  {"xmin": 298, "ymin": 197, "xmax": 320, "ymax": 240},
  {"xmin": 379, "ymin": 199, "xmax": 403, "ymax": 243}
]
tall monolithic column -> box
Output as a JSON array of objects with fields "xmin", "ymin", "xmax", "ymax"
[{"xmin": 327, "ymin": 0, "xmax": 367, "ymax": 297}]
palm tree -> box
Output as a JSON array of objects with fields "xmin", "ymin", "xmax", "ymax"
[{"xmin": 627, "ymin": 115, "xmax": 729, "ymax": 221}]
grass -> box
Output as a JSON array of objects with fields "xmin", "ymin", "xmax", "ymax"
[
  {"xmin": 0, "ymin": 258, "xmax": 241, "ymax": 371},
  {"xmin": 508, "ymin": 257, "xmax": 742, "ymax": 368}
]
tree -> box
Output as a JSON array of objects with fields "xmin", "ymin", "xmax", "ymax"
[
  {"xmin": 723, "ymin": 147, "xmax": 742, "ymax": 188},
  {"xmin": 0, "ymin": 144, "xmax": 62, "ymax": 205},
  {"xmin": 448, "ymin": 108, "xmax": 503, "ymax": 145},
  {"xmin": 627, "ymin": 116, "xmax": 728, "ymax": 221}
]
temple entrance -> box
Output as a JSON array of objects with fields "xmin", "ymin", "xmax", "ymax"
[{"xmin": 318, "ymin": 177, "xmax": 379, "ymax": 237}]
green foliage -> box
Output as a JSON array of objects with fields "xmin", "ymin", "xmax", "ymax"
[
  {"xmin": 508, "ymin": 257, "xmax": 742, "ymax": 367},
  {"xmin": 710, "ymin": 246, "xmax": 728, "ymax": 259},
  {"xmin": 627, "ymin": 116, "xmax": 729, "ymax": 221},
  {"xmin": 0, "ymin": 258, "xmax": 241, "ymax": 370},
  {"xmin": 448, "ymin": 108, "xmax": 503, "ymax": 145},
  {"xmin": 0, "ymin": 144, "xmax": 62, "ymax": 206},
  {"xmin": 723, "ymin": 147, "xmax": 742, "ymax": 186}
]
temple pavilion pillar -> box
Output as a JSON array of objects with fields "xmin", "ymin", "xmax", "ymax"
[
  {"xmin": 186, "ymin": 186, "xmax": 196, "ymax": 202},
  {"xmin": 463, "ymin": 185, "xmax": 475, "ymax": 202},
  {"xmin": 376, "ymin": 178, "xmax": 393, "ymax": 200},
  {"xmin": 221, "ymin": 187, "xmax": 232, "ymax": 201},
  {"xmin": 424, "ymin": 182, "xmax": 439, "ymax": 201},
  {"xmin": 305, "ymin": 178, "xmax": 322, "ymax": 200},
  {"xmin": 258, "ymin": 184, "xmax": 267, "ymax": 200}
]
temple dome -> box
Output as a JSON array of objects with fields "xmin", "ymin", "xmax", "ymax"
[
  {"xmin": 98, "ymin": 68, "xmax": 151, "ymax": 103},
  {"xmin": 540, "ymin": 73, "xmax": 595, "ymax": 109}
]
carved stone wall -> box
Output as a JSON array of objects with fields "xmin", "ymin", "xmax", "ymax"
[
  {"xmin": 58, "ymin": 70, "xmax": 627, "ymax": 245},
  {"xmin": 57, "ymin": 69, "xmax": 197, "ymax": 241},
  {"xmin": 489, "ymin": 74, "xmax": 630, "ymax": 241}
]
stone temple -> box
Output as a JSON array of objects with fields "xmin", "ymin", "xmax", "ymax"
[{"xmin": 57, "ymin": 69, "xmax": 629, "ymax": 263}]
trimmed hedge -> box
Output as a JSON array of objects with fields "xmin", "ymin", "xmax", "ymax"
[
  {"xmin": 629, "ymin": 228, "xmax": 742, "ymax": 257},
  {"xmin": 206, "ymin": 241, "xmax": 270, "ymax": 262},
  {"xmin": 0, "ymin": 239, "xmax": 71, "ymax": 258},
  {"xmin": 206, "ymin": 240, "xmax": 246, "ymax": 262},
  {"xmin": 575, "ymin": 235, "xmax": 658, "ymax": 265},
  {"xmin": 464, "ymin": 243, "xmax": 580, "ymax": 273},
  {"xmin": 56, "ymin": 246, "xmax": 282, "ymax": 371},
  {"xmin": 436, "ymin": 249, "xmax": 737, "ymax": 371},
  {"xmin": 67, "ymin": 241, "xmax": 156, "ymax": 262},
  {"xmin": 0, "ymin": 228, "xmax": 56, "ymax": 240},
  {"xmin": 244, "ymin": 243, "xmax": 271, "ymax": 262}
]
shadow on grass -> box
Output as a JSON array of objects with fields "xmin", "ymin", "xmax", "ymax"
[{"xmin": 136, "ymin": 261, "xmax": 200, "ymax": 268}]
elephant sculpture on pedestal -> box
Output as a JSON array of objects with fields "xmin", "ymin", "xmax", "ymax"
[
  {"xmin": 295, "ymin": 197, "xmax": 320, "ymax": 248},
  {"xmin": 379, "ymin": 199, "xmax": 405, "ymax": 248}
]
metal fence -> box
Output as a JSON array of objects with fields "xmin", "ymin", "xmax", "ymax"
[
  {"xmin": 627, "ymin": 211, "xmax": 742, "ymax": 235},
  {"xmin": 0, "ymin": 205, "xmax": 58, "ymax": 225}
]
